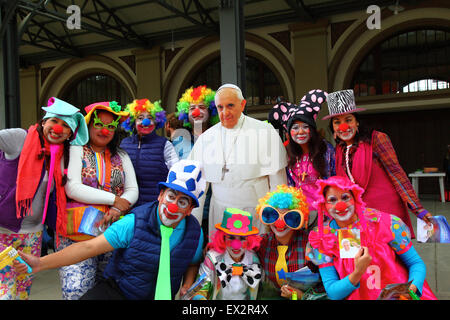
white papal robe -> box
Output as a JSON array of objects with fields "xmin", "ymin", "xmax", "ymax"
[{"xmin": 188, "ymin": 113, "xmax": 287, "ymax": 236}]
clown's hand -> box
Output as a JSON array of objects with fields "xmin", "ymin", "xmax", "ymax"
[{"xmin": 280, "ymin": 284, "xmax": 303, "ymax": 299}]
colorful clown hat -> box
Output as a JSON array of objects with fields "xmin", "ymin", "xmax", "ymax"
[
  {"xmin": 158, "ymin": 160, "xmax": 206, "ymax": 207},
  {"xmin": 268, "ymin": 101, "xmax": 295, "ymax": 131},
  {"xmin": 121, "ymin": 98, "xmax": 166, "ymax": 133},
  {"xmin": 84, "ymin": 101, "xmax": 129, "ymax": 125},
  {"xmin": 216, "ymin": 208, "xmax": 259, "ymax": 236},
  {"xmin": 42, "ymin": 97, "xmax": 89, "ymax": 146},
  {"xmin": 286, "ymin": 89, "xmax": 328, "ymax": 131},
  {"xmin": 175, "ymin": 85, "xmax": 219, "ymax": 128},
  {"xmin": 322, "ymin": 89, "xmax": 365, "ymax": 120}
]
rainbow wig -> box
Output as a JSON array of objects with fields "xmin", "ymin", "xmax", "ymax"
[
  {"xmin": 256, "ymin": 184, "xmax": 309, "ymax": 216},
  {"xmin": 121, "ymin": 98, "xmax": 166, "ymax": 133},
  {"xmin": 206, "ymin": 229, "xmax": 261, "ymax": 254},
  {"xmin": 175, "ymin": 85, "xmax": 219, "ymax": 128}
]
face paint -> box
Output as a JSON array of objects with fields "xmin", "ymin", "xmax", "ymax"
[
  {"xmin": 325, "ymin": 187, "xmax": 356, "ymax": 223},
  {"xmin": 290, "ymin": 122, "xmax": 311, "ymax": 145},
  {"xmin": 188, "ymin": 104, "xmax": 209, "ymax": 124},
  {"xmin": 269, "ymin": 218, "xmax": 292, "ymax": 238},
  {"xmin": 135, "ymin": 111, "xmax": 155, "ymax": 135},
  {"xmin": 43, "ymin": 118, "xmax": 72, "ymax": 144},
  {"xmin": 225, "ymin": 235, "xmax": 246, "ymax": 260},
  {"xmin": 332, "ymin": 114, "xmax": 358, "ymax": 142},
  {"xmin": 158, "ymin": 189, "xmax": 192, "ymax": 227}
]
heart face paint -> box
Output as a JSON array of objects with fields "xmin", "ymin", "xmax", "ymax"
[{"xmin": 290, "ymin": 121, "xmax": 311, "ymax": 145}]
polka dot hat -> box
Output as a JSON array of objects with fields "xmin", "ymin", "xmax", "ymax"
[{"xmin": 286, "ymin": 89, "xmax": 328, "ymax": 131}]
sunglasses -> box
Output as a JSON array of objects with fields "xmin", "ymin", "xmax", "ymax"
[{"xmin": 260, "ymin": 205, "xmax": 306, "ymax": 230}]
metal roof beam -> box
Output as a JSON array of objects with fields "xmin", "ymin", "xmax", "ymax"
[
  {"xmin": 17, "ymin": 0, "xmax": 146, "ymax": 48},
  {"xmin": 283, "ymin": 0, "xmax": 314, "ymax": 22},
  {"xmin": 155, "ymin": 0, "xmax": 219, "ymax": 34}
]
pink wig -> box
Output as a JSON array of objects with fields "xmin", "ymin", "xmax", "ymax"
[
  {"xmin": 206, "ymin": 229, "xmax": 262, "ymax": 254},
  {"xmin": 313, "ymin": 176, "xmax": 367, "ymax": 238}
]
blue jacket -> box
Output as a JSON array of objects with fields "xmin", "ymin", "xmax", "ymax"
[
  {"xmin": 103, "ymin": 200, "xmax": 201, "ymax": 300},
  {"xmin": 120, "ymin": 132, "xmax": 169, "ymax": 206}
]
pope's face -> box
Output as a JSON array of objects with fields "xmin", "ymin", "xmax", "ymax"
[
  {"xmin": 158, "ymin": 188, "xmax": 194, "ymax": 227},
  {"xmin": 215, "ymin": 88, "xmax": 246, "ymax": 129},
  {"xmin": 42, "ymin": 117, "xmax": 72, "ymax": 144}
]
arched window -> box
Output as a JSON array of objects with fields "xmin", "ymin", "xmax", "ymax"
[
  {"xmin": 351, "ymin": 29, "xmax": 450, "ymax": 96},
  {"xmin": 188, "ymin": 56, "xmax": 284, "ymax": 106},
  {"xmin": 61, "ymin": 73, "xmax": 133, "ymax": 110}
]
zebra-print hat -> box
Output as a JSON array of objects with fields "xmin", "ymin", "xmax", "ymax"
[
  {"xmin": 286, "ymin": 89, "xmax": 328, "ymax": 131},
  {"xmin": 322, "ymin": 89, "xmax": 365, "ymax": 120}
]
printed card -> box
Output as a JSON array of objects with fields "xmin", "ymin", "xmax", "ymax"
[{"xmin": 338, "ymin": 228, "xmax": 361, "ymax": 259}]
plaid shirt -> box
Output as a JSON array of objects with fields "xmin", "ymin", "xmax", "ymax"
[
  {"xmin": 256, "ymin": 229, "xmax": 309, "ymax": 289},
  {"xmin": 338, "ymin": 131, "xmax": 427, "ymax": 217},
  {"xmin": 372, "ymin": 131, "xmax": 426, "ymax": 216}
]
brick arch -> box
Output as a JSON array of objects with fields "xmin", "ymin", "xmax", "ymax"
[
  {"xmin": 162, "ymin": 32, "xmax": 294, "ymax": 110},
  {"xmin": 39, "ymin": 55, "xmax": 137, "ymax": 109},
  {"xmin": 328, "ymin": 9, "xmax": 450, "ymax": 91}
]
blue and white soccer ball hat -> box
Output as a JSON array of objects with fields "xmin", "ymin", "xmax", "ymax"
[{"xmin": 158, "ymin": 160, "xmax": 206, "ymax": 207}]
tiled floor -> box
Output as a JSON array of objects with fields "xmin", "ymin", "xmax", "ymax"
[{"xmin": 29, "ymin": 196, "xmax": 450, "ymax": 300}]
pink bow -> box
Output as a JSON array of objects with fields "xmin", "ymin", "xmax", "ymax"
[{"xmin": 308, "ymin": 231, "xmax": 338, "ymax": 256}]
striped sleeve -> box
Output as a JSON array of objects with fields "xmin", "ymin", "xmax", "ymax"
[{"xmin": 372, "ymin": 131, "xmax": 426, "ymax": 217}]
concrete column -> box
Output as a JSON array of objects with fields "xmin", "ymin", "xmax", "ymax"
[
  {"xmin": 218, "ymin": 0, "xmax": 246, "ymax": 94},
  {"xmin": 133, "ymin": 47, "xmax": 162, "ymax": 101},
  {"xmin": 290, "ymin": 20, "xmax": 330, "ymax": 135},
  {"xmin": 19, "ymin": 65, "xmax": 39, "ymax": 128}
]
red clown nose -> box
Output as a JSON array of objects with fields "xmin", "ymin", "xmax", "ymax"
[
  {"xmin": 338, "ymin": 123, "xmax": 349, "ymax": 132},
  {"xmin": 192, "ymin": 108, "xmax": 201, "ymax": 117},
  {"xmin": 101, "ymin": 128, "xmax": 110, "ymax": 136},
  {"xmin": 52, "ymin": 124, "xmax": 63, "ymax": 134},
  {"xmin": 335, "ymin": 201, "xmax": 348, "ymax": 212},
  {"xmin": 167, "ymin": 203, "xmax": 178, "ymax": 213},
  {"xmin": 274, "ymin": 218, "xmax": 286, "ymax": 229}
]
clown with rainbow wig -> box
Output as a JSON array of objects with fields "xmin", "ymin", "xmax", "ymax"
[
  {"xmin": 120, "ymin": 98, "xmax": 179, "ymax": 206},
  {"xmin": 306, "ymin": 176, "xmax": 437, "ymax": 300},
  {"xmin": 255, "ymin": 185, "xmax": 325, "ymax": 300},
  {"xmin": 176, "ymin": 85, "xmax": 219, "ymax": 141},
  {"xmin": 189, "ymin": 208, "xmax": 263, "ymax": 300}
]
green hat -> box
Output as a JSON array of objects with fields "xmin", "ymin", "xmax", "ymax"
[
  {"xmin": 42, "ymin": 97, "xmax": 89, "ymax": 146},
  {"xmin": 216, "ymin": 208, "xmax": 259, "ymax": 236}
]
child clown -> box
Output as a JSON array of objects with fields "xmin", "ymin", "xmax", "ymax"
[{"xmin": 189, "ymin": 208, "xmax": 263, "ymax": 300}]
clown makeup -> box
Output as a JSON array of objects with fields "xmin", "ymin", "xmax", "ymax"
[
  {"xmin": 158, "ymin": 188, "xmax": 193, "ymax": 227},
  {"xmin": 42, "ymin": 117, "xmax": 72, "ymax": 144},
  {"xmin": 135, "ymin": 111, "xmax": 155, "ymax": 136},
  {"xmin": 332, "ymin": 114, "xmax": 358, "ymax": 143},
  {"xmin": 324, "ymin": 186, "xmax": 357, "ymax": 226},
  {"xmin": 225, "ymin": 234, "xmax": 247, "ymax": 262},
  {"xmin": 290, "ymin": 121, "xmax": 311, "ymax": 145},
  {"xmin": 188, "ymin": 103, "xmax": 209, "ymax": 124}
]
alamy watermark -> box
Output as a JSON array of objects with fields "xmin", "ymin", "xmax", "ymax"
[
  {"xmin": 66, "ymin": 5, "xmax": 81, "ymax": 30},
  {"xmin": 366, "ymin": 5, "xmax": 381, "ymax": 30}
]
